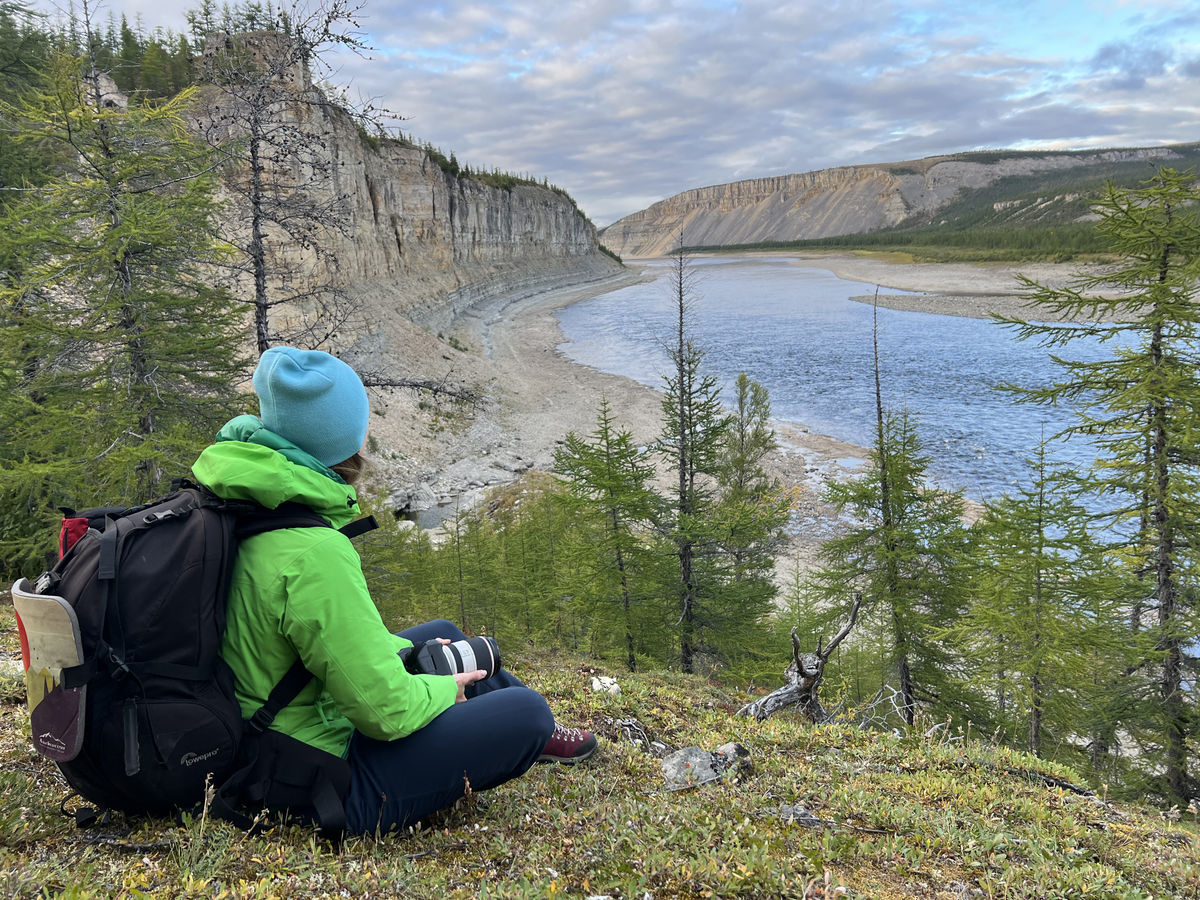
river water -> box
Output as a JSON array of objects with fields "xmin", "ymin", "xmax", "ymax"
[{"xmin": 555, "ymin": 255, "xmax": 1109, "ymax": 502}]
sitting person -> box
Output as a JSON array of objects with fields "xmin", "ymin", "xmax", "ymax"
[{"xmin": 192, "ymin": 345, "xmax": 596, "ymax": 835}]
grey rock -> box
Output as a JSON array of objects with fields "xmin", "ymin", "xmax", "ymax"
[
  {"xmin": 714, "ymin": 742, "xmax": 753, "ymax": 775},
  {"xmin": 662, "ymin": 743, "xmax": 753, "ymax": 790},
  {"xmin": 779, "ymin": 804, "xmax": 822, "ymax": 827},
  {"xmin": 945, "ymin": 882, "xmax": 983, "ymax": 899},
  {"xmin": 662, "ymin": 746, "xmax": 721, "ymax": 789}
]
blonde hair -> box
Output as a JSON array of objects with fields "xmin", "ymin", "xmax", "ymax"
[{"xmin": 331, "ymin": 451, "xmax": 367, "ymax": 486}]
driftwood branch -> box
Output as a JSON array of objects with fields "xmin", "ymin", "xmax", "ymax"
[
  {"xmin": 738, "ymin": 594, "xmax": 862, "ymax": 723},
  {"xmin": 358, "ymin": 371, "xmax": 482, "ymax": 407}
]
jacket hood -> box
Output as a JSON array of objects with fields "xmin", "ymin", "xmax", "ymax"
[{"xmin": 192, "ymin": 415, "xmax": 361, "ymax": 526}]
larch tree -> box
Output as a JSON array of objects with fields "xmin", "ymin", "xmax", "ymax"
[
  {"xmin": 187, "ymin": 2, "xmax": 477, "ymax": 405},
  {"xmin": 709, "ymin": 372, "xmax": 793, "ymax": 670},
  {"xmin": 940, "ymin": 444, "xmax": 1134, "ymax": 760},
  {"xmin": 1000, "ymin": 167, "xmax": 1200, "ymax": 802},
  {"xmin": 0, "ymin": 1, "xmax": 55, "ymax": 205},
  {"xmin": 805, "ymin": 410, "xmax": 969, "ymax": 726},
  {"xmin": 801, "ymin": 302, "xmax": 967, "ymax": 725},
  {"xmin": 0, "ymin": 36, "xmax": 246, "ymax": 577},
  {"xmin": 715, "ymin": 374, "xmax": 792, "ymax": 579},
  {"xmin": 655, "ymin": 241, "xmax": 732, "ymax": 673},
  {"xmin": 555, "ymin": 398, "xmax": 660, "ymax": 670},
  {"xmin": 189, "ymin": 0, "xmax": 370, "ymax": 354}
]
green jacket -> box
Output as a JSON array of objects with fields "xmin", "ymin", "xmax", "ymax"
[{"xmin": 193, "ymin": 415, "xmax": 457, "ymax": 757}]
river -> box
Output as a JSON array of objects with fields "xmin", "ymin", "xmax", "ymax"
[{"xmin": 554, "ymin": 255, "xmax": 1110, "ymax": 502}]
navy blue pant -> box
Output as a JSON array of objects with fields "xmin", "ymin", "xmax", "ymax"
[{"xmin": 343, "ymin": 620, "xmax": 554, "ymax": 835}]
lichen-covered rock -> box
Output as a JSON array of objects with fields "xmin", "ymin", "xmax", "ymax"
[{"xmin": 662, "ymin": 742, "xmax": 752, "ymax": 790}]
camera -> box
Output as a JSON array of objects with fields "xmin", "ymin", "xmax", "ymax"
[{"xmin": 399, "ymin": 636, "xmax": 501, "ymax": 680}]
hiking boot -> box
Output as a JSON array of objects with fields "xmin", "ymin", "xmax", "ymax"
[{"xmin": 538, "ymin": 723, "xmax": 598, "ymax": 764}]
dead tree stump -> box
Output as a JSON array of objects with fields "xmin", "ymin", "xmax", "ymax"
[{"xmin": 737, "ymin": 595, "xmax": 861, "ymax": 724}]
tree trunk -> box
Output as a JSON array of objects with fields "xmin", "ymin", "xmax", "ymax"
[
  {"xmin": 249, "ymin": 121, "xmax": 270, "ymax": 354},
  {"xmin": 674, "ymin": 243, "xmax": 696, "ymax": 674},
  {"xmin": 1029, "ymin": 668, "xmax": 1043, "ymax": 757},
  {"xmin": 680, "ymin": 541, "xmax": 695, "ymax": 674},
  {"xmin": 1152, "ymin": 326, "xmax": 1186, "ymax": 800},
  {"xmin": 1151, "ymin": 234, "xmax": 1186, "ymax": 801},
  {"xmin": 876, "ymin": 300, "xmax": 911, "ymax": 724},
  {"xmin": 611, "ymin": 514, "xmax": 636, "ymax": 672},
  {"xmin": 896, "ymin": 643, "xmax": 915, "ymax": 727}
]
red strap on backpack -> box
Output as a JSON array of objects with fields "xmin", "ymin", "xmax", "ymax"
[{"xmin": 59, "ymin": 517, "xmax": 89, "ymax": 559}]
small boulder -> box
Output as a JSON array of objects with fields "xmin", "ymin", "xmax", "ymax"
[
  {"xmin": 662, "ymin": 742, "xmax": 753, "ymax": 790},
  {"xmin": 591, "ymin": 675, "xmax": 621, "ymax": 695},
  {"xmin": 779, "ymin": 804, "xmax": 822, "ymax": 827},
  {"xmin": 714, "ymin": 742, "xmax": 753, "ymax": 775}
]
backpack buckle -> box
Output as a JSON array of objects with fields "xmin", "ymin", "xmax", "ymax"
[
  {"xmin": 142, "ymin": 509, "xmax": 180, "ymax": 524},
  {"xmin": 247, "ymin": 707, "xmax": 274, "ymax": 734},
  {"xmin": 107, "ymin": 649, "xmax": 131, "ymax": 680}
]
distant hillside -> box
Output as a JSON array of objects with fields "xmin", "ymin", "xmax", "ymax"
[{"xmin": 601, "ymin": 143, "xmax": 1200, "ymax": 258}]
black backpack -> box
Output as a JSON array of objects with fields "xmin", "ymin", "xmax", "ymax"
[{"xmin": 11, "ymin": 482, "xmax": 376, "ymax": 837}]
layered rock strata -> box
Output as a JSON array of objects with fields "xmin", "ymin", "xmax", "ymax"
[
  {"xmin": 194, "ymin": 31, "xmax": 618, "ymax": 347},
  {"xmin": 601, "ymin": 147, "xmax": 1187, "ymax": 258},
  {"xmin": 192, "ymin": 34, "xmax": 622, "ymax": 516}
]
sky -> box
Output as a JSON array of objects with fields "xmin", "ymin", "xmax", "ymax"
[{"xmin": 27, "ymin": 0, "xmax": 1200, "ymax": 224}]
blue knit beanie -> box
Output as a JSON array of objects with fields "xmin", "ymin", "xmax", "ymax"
[{"xmin": 252, "ymin": 346, "xmax": 369, "ymax": 467}]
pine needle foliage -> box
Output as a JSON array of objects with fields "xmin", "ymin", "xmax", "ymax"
[
  {"xmin": 554, "ymin": 399, "xmax": 662, "ymax": 671},
  {"xmin": 656, "ymin": 242, "xmax": 736, "ymax": 673},
  {"xmin": 805, "ymin": 411, "xmax": 969, "ymax": 724},
  {"xmin": 938, "ymin": 444, "xmax": 1140, "ymax": 766},
  {"xmin": 0, "ymin": 51, "xmax": 246, "ymax": 579},
  {"xmin": 997, "ymin": 167, "xmax": 1200, "ymax": 803}
]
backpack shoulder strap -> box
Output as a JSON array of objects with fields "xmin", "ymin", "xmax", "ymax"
[
  {"xmin": 186, "ymin": 476, "xmax": 377, "ymax": 540},
  {"xmin": 234, "ymin": 502, "xmax": 379, "ymax": 541},
  {"xmin": 246, "ymin": 658, "xmax": 312, "ymax": 735},
  {"xmin": 211, "ymin": 657, "xmax": 348, "ymax": 841},
  {"xmin": 338, "ymin": 515, "xmax": 378, "ymax": 539}
]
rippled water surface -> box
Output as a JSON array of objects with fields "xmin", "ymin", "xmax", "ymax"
[{"xmin": 555, "ymin": 256, "xmax": 1110, "ymax": 501}]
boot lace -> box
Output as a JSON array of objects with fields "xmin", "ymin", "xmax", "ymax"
[{"xmin": 553, "ymin": 724, "xmax": 584, "ymax": 743}]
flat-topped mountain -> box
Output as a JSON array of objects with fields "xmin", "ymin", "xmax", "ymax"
[{"xmin": 600, "ymin": 144, "xmax": 1200, "ymax": 258}]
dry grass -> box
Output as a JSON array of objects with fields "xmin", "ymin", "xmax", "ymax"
[{"xmin": 0, "ymin": 597, "xmax": 1197, "ymax": 899}]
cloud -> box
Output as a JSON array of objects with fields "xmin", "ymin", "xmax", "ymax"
[
  {"xmin": 29, "ymin": 0, "xmax": 1200, "ymax": 223},
  {"xmin": 1090, "ymin": 41, "xmax": 1171, "ymax": 89},
  {"xmin": 336, "ymin": 0, "xmax": 1200, "ymax": 222}
]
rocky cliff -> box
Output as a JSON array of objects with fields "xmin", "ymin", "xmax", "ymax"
[
  {"xmin": 327, "ymin": 132, "xmax": 618, "ymax": 335},
  {"xmin": 600, "ymin": 147, "xmax": 1189, "ymax": 258},
  {"xmin": 196, "ymin": 32, "xmax": 619, "ymax": 349},
  {"xmin": 191, "ymin": 34, "xmax": 623, "ymax": 514}
]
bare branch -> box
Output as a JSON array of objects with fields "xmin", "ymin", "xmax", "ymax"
[
  {"xmin": 737, "ymin": 597, "xmax": 862, "ymax": 724},
  {"xmin": 357, "ymin": 370, "xmax": 482, "ymax": 407},
  {"xmin": 822, "ymin": 592, "xmax": 862, "ymax": 660}
]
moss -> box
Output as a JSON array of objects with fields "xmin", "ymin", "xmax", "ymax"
[{"xmin": 0, "ymin": 598, "xmax": 1195, "ymax": 898}]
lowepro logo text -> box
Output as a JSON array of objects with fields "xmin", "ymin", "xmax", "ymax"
[{"xmin": 180, "ymin": 747, "xmax": 221, "ymax": 768}]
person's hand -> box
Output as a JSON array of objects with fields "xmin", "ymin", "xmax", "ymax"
[{"xmin": 453, "ymin": 669, "xmax": 487, "ymax": 703}]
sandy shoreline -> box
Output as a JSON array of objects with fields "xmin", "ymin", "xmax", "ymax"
[
  {"xmin": 849, "ymin": 292, "xmax": 1042, "ymax": 320},
  {"xmin": 381, "ymin": 251, "xmax": 1083, "ymax": 575}
]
